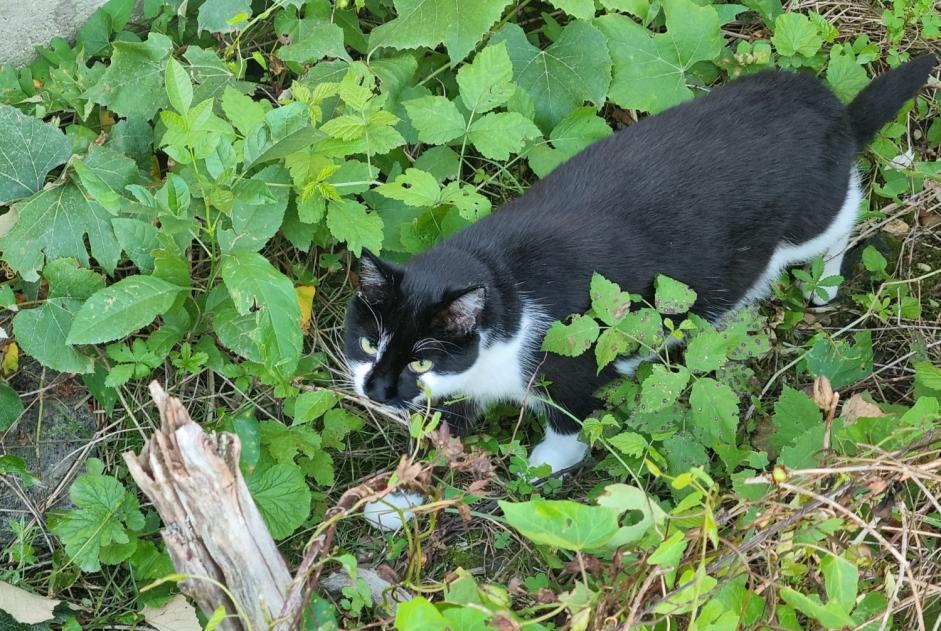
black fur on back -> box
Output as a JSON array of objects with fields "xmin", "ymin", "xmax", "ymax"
[{"xmin": 344, "ymin": 57, "xmax": 936, "ymax": 434}]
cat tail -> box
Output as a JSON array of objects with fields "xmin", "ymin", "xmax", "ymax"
[{"xmin": 848, "ymin": 54, "xmax": 937, "ymax": 147}]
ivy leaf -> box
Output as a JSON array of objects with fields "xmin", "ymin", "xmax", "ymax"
[
  {"xmin": 0, "ymin": 104, "xmax": 71, "ymax": 204},
  {"xmin": 655, "ymin": 275, "xmax": 697, "ymax": 314},
  {"xmin": 220, "ymin": 251, "xmax": 302, "ymax": 377},
  {"xmin": 1, "ymin": 184, "xmax": 122, "ymax": 282},
  {"xmin": 527, "ymin": 107, "xmax": 613, "ymax": 177},
  {"xmin": 457, "ymin": 42, "xmax": 515, "ymax": 114},
  {"xmin": 326, "ymin": 198, "xmax": 384, "ymax": 257},
  {"xmin": 689, "ymin": 378, "xmax": 739, "ymax": 445},
  {"xmin": 369, "ymin": 0, "xmax": 514, "ymax": 66},
  {"xmin": 542, "ymin": 314, "xmax": 600, "ymax": 357},
  {"xmin": 468, "ymin": 112, "xmax": 541, "ymax": 160},
  {"xmin": 197, "ymin": 0, "xmax": 251, "ymax": 34},
  {"xmin": 86, "ymin": 32, "xmax": 173, "ymax": 120},
  {"xmin": 499, "ymin": 499, "xmax": 620, "ymax": 551},
  {"xmin": 639, "ymin": 365, "xmax": 690, "ymax": 413},
  {"xmin": 67, "ymin": 275, "xmax": 183, "ymax": 345},
  {"xmin": 598, "ymin": 0, "xmax": 725, "ymax": 114},
  {"xmin": 771, "ymin": 13, "xmax": 822, "ymax": 57},
  {"xmin": 49, "ymin": 462, "xmax": 145, "ymax": 572},
  {"xmin": 246, "ymin": 464, "xmax": 311, "ymax": 540},
  {"xmin": 404, "ymin": 95, "xmax": 466, "ymax": 144},
  {"xmin": 493, "ymin": 21, "xmax": 611, "ymax": 131}
]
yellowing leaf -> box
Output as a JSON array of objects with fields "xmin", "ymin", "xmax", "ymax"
[
  {"xmin": 0, "ymin": 580, "xmax": 60, "ymax": 624},
  {"xmin": 142, "ymin": 594, "xmax": 201, "ymax": 631},
  {"xmin": 1, "ymin": 341, "xmax": 19, "ymax": 376},
  {"xmin": 296, "ymin": 285, "xmax": 316, "ymax": 332}
]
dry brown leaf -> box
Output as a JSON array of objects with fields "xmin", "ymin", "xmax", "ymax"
[
  {"xmin": 0, "ymin": 581, "xmax": 60, "ymax": 624},
  {"xmin": 841, "ymin": 394, "xmax": 886, "ymax": 424},
  {"xmin": 882, "ymin": 218, "xmax": 910, "ymax": 237},
  {"xmin": 142, "ymin": 594, "xmax": 201, "ymax": 631}
]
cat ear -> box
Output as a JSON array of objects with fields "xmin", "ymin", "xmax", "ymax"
[
  {"xmin": 357, "ymin": 249, "xmax": 398, "ymax": 303},
  {"xmin": 433, "ymin": 286, "xmax": 486, "ymax": 336}
]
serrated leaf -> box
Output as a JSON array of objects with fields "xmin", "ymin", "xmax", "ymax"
[
  {"xmin": 457, "ymin": 42, "xmax": 515, "ymax": 113},
  {"xmin": 165, "ymin": 57, "xmax": 193, "ymax": 114},
  {"xmin": 0, "ymin": 104, "xmax": 71, "ymax": 204},
  {"xmin": 468, "ymin": 111, "xmax": 541, "ymax": 160},
  {"xmin": 595, "ymin": 326, "xmax": 636, "ymax": 370},
  {"xmin": 198, "ymin": 0, "xmax": 251, "ymax": 34},
  {"xmin": 598, "ymin": 0, "xmax": 725, "ymax": 114},
  {"xmin": 185, "ymin": 46, "xmax": 255, "ymax": 105},
  {"xmin": 770, "ymin": 386, "xmax": 823, "ymax": 454},
  {"xmin": 654, "ymin": 275, "xmax": 697, "ymax": 314},
  {"xmin": 326, "ymin": 198, "xmax": 384, "ymax": 257},
  {"xmin": 294, "ymin": 390, "xmax": 339, "ymax": 424},
  {"xmin": 322, "ymin": 408, "xmax": 363, "ymax": 450},
  {"xmin": 494, "ymin": 21, "xmax": 611, "ymax": 131},
  {"xmin": 590, "ymin": 273, "xmax": 631, "ymax": 326},
  {"xmin": 44, "ymin": 258, "xmax": 106, "ymax": 300},
  {"xmin": 640, "ymin": 365, "xmax": 690, "ymax": 412},
  {"xmin": 826, "ymin": 46, "xmax": 869, "ymax": 103},
  {"xmin": 246, "ymin": 464, "xmax": 311, "ymax": 539},
  {"xmin": 771, "ymin": 13, "xmax": 822, "ymax": 57},
  {"xmin": 499, "ymin": 499, "xmax": 620, "ymax": 551},
  {"xmin": 528, "ymin": 107, "xmax": 612, "ymax": 177},
  {"xmin": 369, "ymin": 0, "xmax": 514, "ymax": 65},
  {"xmin": 403, "ymin": 95, "xmax": 466, "ymax": 144},
  {"xmin": 542, "ymin": 314, "xmax": 600, "ymax": 357},
  {"xmin": 689, "ymin": 378, "xmax": 739, "ymax": 445},
  {"xmin": 218, "ymin": 165, "xmax": 290, "ymax": 253},
  {"xmin": 278, "ymin": 20, "xmax": 350, "ymax": 64},
  {"xmin": 86, "ymin": 32, "xmax": 173, "ymax": 120},
  {"xmin": 608, "ymin": 431, "xmax": 647, "ymax": 457},
  {"xmin": 685, "ymin": 329, "xmax": 727, "ymax": 373},
  {"xmin": 375, "ymin": 168, "xmax": 441, "ymax": 207},
  {"xmin": 67, "ymin": 276, "xmax": 182, "ymax": 345},
  {"xmin": 802, "ymin": 331, "xmax": 872, "ymax": 389},
  {"xmin": 12, "ymin": 299, "xmax": 93, "ymax": 373},
  {"xmin": 222, "ymin": 85, "xmax": 267, "ymax": 136},
  {"xmin": 440, "ymin": 182, "xmax": 491, "ymax": 221}
]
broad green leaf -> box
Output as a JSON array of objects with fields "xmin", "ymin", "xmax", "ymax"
[
  {"xmin": 663, "ymin": 433, "xmax": 710, "ymax": 475},
  {"xmin": 499, "ymin": 499, "xmax": 620, "ymax": 550},
  {"xmin": 67, "ymin": 275, "xmax": 182, "ymax": 345},
  {"xmin": 404, "ymin": 95, "xmax": 466, "ymax": 144},
  {"xmin": 826, "ymin": 45, "xmax": 869, "ymax": 102},
  {"xmin": 197, "ymin": 0, "xmax": 251, "ymax": 34},
  {"xmin": 821, "ymin": 553, "xmax": 858, "ymax": 611},
  {"xmin": 608, "ymin": 431, "xmax": 647, "ymax": 457},
  {"xmin": 771, "ymin": 13, "xmax": 822, "ymax": 57},
  {"xmin": 590, "ymin": 273, "xmax": 631, "ymax": 326},
  {"xmin": 457, "ymin": 42, "xmax": 515, "ymax": 113},
  {"xmin": 861, "ymin": 245, "xmax": 887, "ymax": 273},
  {"xmin": 326, "ymin": 198, "xmax": 384, "ymax": 257},
  {"xmin": 595, "ymin": 326, "xmax": 636, "ymax": 370},
  {"xmin": 647, "ymin": 531, "xmax": 687, "ymax": 567},
  {"xmin": 86, "ymin": 32, "xmax": 173, "ymax": 120},
  {"xmin": 542, "ymin": 314, "xmax": 600, "ymax": 357},
  {"xmin": 322, "ymin": 408, "xmax": 363, "ymax": 450},
  {"xmin": 914, "ymin": 361, "xmax": 941, "ymax": 399},
  {"xmin": 0, "ymin": 104, "xmax": 71, "ymax": 204},
  {"xmin": 220, "ymin": 251, "xmax": 302, "ymax": 377},
  {"xmin": 689, "ymin": 378, "xmax": 739, "ymax": 445},
  {"xmin": 493, "ymin": 21, "xmax": 611, "ymax": 131},
  {"xmin": 441, "ymin": 181, "xmax": 491, "ymax": 221},
  {"xmin": 2, "ymin": 185, "xmax": 123, "ymax": 281},
  {"xmin": 375, "ymin": 168, "xmax": 441, "ymax": 207},
  {"xmin": 0, "ymin": 382, "xmax": 23, "ymax": 431},
  {"xmin": 246, "ymin": 464, "xmax": 311, "ymax": 539},
  {"xmin": 13, "ymin": 299, "xmax": 93, "ymax": 373},
  {"xmin": 598, "ymin": 0, "xmax": 725, "ymax": 114},
  {"xmin": 468, "ymin": 112, "xmax": 541, "ymax": 160},
  {"xmin": 779, "ymin": 425, "xmax": 825, "ymax": 469},
  {"xmin": 113, "ymin": 218, "xmax": 159, "ymax": 273},
  {"xmin": 780, "ymin": 588, "xmax": 854, "ymax": 628},
  {"xmin": 616, "ymin": 307, "xmax": 663, "ymax": 350},
  {"xmin": 44, "ymin": 258, "xmax": 106, "ymax": 300},
  {"xmin": 596, "ymin": 483, "xmax": 666, "ymax": 546},
  {"xmin": 394, "ymin": 597, "xmax": 448, "ymax": 630},
  {"xmin": 218, "ymin": 165, "xmax": 290, "ymax": 253},
  {"xmin": 278, "ymin": 20, "xmax": 350, "ymax": 64},
  {"xmin": 165, "ymin": 57, "xmax": 193, "ymax": 114},
  {"xmin": 294, "ymin": 390, "xmax": 340, "ymax": 424},
  {"xmin": 639, "ymin": 365, "xmax": 690, "ymax": 412},
  {"xmin": 528, "ymin": 107, "xmax": 612, "ymax": 177},
  {"xmin": 654, "ymin": 274, "xmax": 697, "ymax": 314},
  {"xmin": 770, "ymin": 386, "xmax": 823, "ymax": 454},
  {"xmin": 185, "ymin": 46, "xmax": 255, "ymax": 105},
  {"xmin": 369, "ymin": 0, "xmax": 514, "ymax": 66},
  {"xmin": 802, "ymin": 331, "xmax": 872, "ymax": 388},
  {"xmin": 685, "ymin": 329, "xmax": 727, "ymax": 373},
  {"xmin": 550, "ymin": 0, "xmax": 596, "ymax": 19},
  {"xmin": 222, "ymin": 85, "xmax": 268, "ymax": 136}
]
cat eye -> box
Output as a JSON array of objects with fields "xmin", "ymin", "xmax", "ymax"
[
  {"xmin": 360, "ymin": 337, "xmax": 378, "ymax": 356},
  {"xmin": 408, "ymin": 359, "xmax": 433, "ymax": 374}
]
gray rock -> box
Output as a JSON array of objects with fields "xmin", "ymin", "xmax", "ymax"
[{"xmin": 0, "ymin": 0, "xmax": 110, "ymax": 67}]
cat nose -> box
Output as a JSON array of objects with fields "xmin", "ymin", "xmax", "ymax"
[{"xmin": 365, "ymin": 375, "xmax": 398, "ymax": 403}]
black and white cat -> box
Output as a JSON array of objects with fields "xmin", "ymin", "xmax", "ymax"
[{"xmin": 344, "ymin": 55, "xmax": 936, "ymax": 476}]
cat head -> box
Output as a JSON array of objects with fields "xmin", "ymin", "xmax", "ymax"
[{"xmin": 344, "ymin": 250, "xmax": 487, "ymax": 408}]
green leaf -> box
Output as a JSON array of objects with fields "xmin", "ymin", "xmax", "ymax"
[
  {"xmin": 222, "ymin": 85, "xmax": 268, "ymax": 136},
  {"xmin": 50, "ymin": 463, "xmax": 144, "ymax": 572},
  {"xmin": 369, "ymin": 0, "xmax": 514, "ymax": 66},
  {"xmin": 590, "ymin": 273, "xmax": 631, "ymax": 326},
  {"xmin": 821, "ymin": 553, "xmax": 858, "ymax": 612},
  {"xmin": 780, "ymin": 588, "xmax": 854, "ymax": 628},
  {"xmin": 0, "ymin": 382, "xmax": 23, "ymax": 431},
  {"xmin": 322, "ymin": 408, "xmax": 363, "ymax": 450},
  {"xmin": 654, "ymin": 274, "xmax": 697, "ymax": 314},
  {"xmin": 542, "ymin": 314, "xmax": 600, "ymax": 357},
  {"xmin": 326, "ymin": 198, "xmax": 384, "ymax": 257},
  {"xmin": 598, "ymin": 0, "xmax": 725, "ymax": 114},
  {"xmin": 595, "ymin": 326, "xmax": 635, "ymax": 370},
  {"xmin": 279, "ymin": 20, "xmax": 350, "ymax": 64},
  {"xmin": 0, "ymin": 104, "xmax": 71, "ymax": 204},
  {"xmin": 218, "ymin": 165, "xmax": 290, "ymax": 253},
  {"xmin": 294, "ymin": 390, "xmax": 340, "ymax": 424},
  {"xmin": 13, "ymin": 299, "xmax": 93, "ymax": 373},
  {"xmin": 914, "ymin": 361, "xmax": 941, "ymax": 399},
  {"xmin": 67, "ymin": 276, "xmax": 182, "ymax": 345},
  {"xmin": 550, "ymin": 0, "xmax": 596, "ymax": 19},
  {"xmin": 493, "ymin": 20, "xmax": 611, "ymax": 131},
  {"xmin": 246, "ymin": 464, "xmax": 311, "ymax": 539},
  {"xmin": 639, "ymin": 365, "xmax": 690, "ymax": 412},
  {"xmin": 771, "ymin": 386, "xmax": 823, "ymax": 454},
  {"xmin": 608, "ymin": 431, "xmax": 647, "ymax": 457},
  {"xmin": 647, "ymin": 531, "xmax": 687, "ymax": 567},
  {"xmin": 596, "ymin": 483, "xmax": 667, "ymax": 546},
  {"xmin": 86, "ymin": 32, "xmax": 173, "ymax": 120},
  {"xmin": 185, "ymin": 46, "xmax": 255, "ymax": 105},
  {"xmin": 404, "ymin": 95, "xmax": 466, "ymax": 144},
  {"xmin": 457, "ymin": 42, "xmax": 516, "ymax": 113},
  {"xmin": 499, "ymin": 498, "xmax": 620, "ymax": 550},
  {"xmin": 527, "ymin": 107, "xmax": 612, "ymax": 177},
  {"xmin": 689, "ymin": 377, "xmax": 739, "ymax": 445},
  {"xmin": 375, "ymin": 168, "xmax": 441, "ymax": 207},
  {"xmin": 826, "ymin": 45, "xmax": 869, "ymax": 103},
  {"xmin": 685, "ymin": 329, "xmax": 727, "ymax": 373},
  {"xmin": 394, "ymin": 597, "xmax": 448, "ymax": 630},
  {"xmin": 468, "ymin": 112, "xmax": 541, "ymax": 160},
  {"xmin": 198, "ymin": 0, "xmax": 251, "ymax": 34},
  {"xmin": 165, "ymin": 57, "xmax": 193, "ymax": 114},
  {"xmin": 802, "ymin": 331, "xmax": 872, "ymax": 389},
  {"xmin": 861, "ymin": 245, "xmax": 887, "ymax": 273},
  {"xmin": 44, "ymin": 258, "xmax": 106, "ymax": 300},
  {"xmin": 772, "ymin": 13, "xmax": 822, "ymax": 57},
  {"xmin": 220, "ymin": 251, "xmax": 302, "ymax": 377}
]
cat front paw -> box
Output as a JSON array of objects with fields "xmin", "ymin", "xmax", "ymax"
[{"xmin": 528, "ymin": 431, "xmax": 588, "ymax": 474}]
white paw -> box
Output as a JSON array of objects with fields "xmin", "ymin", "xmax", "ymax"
[
  {"xmin": 362, "ymin": 491, "xmax": 424, "ymax": 532},
  {"xmin": 528, "ymin": 428, "xmax": 588, "ymax": 474}
]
